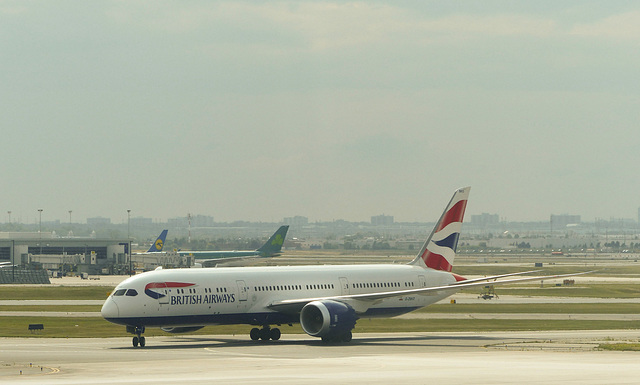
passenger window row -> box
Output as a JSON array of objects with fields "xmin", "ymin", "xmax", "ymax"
[
  {"xmin": 203, "ymin": 287, "xmax": 227, "ymax": 293},
  {"xmin": 177, "ymin": 287, "xmax": 227, "ymax": 294},
  {"xmin": 353, "ymin": 281, "xmax": 414, "ymax": 289},
  {"xmin": 353, "ymin": 282, "xmax": 402, "ymax": 289},
  {"xmin": 254, "ymin": 284, "xmax": 303, "ymax": 292},
  {"xmin": 252, "ymin": 283, "xmax": 336, "ymax": 292}
]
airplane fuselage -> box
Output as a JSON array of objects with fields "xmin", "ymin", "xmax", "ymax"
[
  {"xmin": 178, "ymin": 250, "xmax": 260, "ymax": 259},
  {"xmin": 101, "ymin": 264, "xmax": 457, "ymax": 329}
]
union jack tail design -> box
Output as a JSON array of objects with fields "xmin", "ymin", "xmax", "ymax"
[{"xmin": 411, "ymin": 187, "xmax": 470, "ymax": 272}]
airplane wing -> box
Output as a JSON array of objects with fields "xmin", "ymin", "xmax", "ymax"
[
  {"xmin": 448, "ymin": 270, "xmax": 542, "ymax": 285},
  {"xmin": 195, "ymin": 256, "xmax": 261, "ymax": 268},
  {"xmin": 0, "ymin": 263, "xmax": 16, "ymax": 268},
  {"xmin": 267, "ymin": 271, "xmax": 592, "ymax": 314}
]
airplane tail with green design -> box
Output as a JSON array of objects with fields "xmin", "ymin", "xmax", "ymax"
[{"xmin": 257, "ymin": 225, "xmax": 289, "ymax": 257}]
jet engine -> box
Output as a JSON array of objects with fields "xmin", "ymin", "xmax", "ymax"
[
  {"xmin": 161, "ymin": 326, "xmax": 205, "ymax": 334},
  {"xmin": 300, "ymin": 300, "xmax": 358, "ymax": 342}
]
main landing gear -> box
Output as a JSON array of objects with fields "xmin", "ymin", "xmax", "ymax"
[
  {"xmin": 321, "ymin": 331, "xmax": 352, "ymax": 343},
  {"xmin": 250, "ymin": 326, "xmax": 281, "ymax": 341},
  {"xmin": 127, "ymin": 326, "xmax": 146, "ymax": 348}
]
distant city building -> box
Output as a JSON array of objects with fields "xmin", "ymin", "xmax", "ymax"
[
  {"xmin": 87, "ymin": 217, "xmax": 111, "ymax": 226},
  {"xmin": 167, "ymin": 217, "xmax": 187, "ymax": 228},
  {"xmin": 597, "ymin": 217, "xmax": 636, "ymax": 228},
  {"xmin": 550, "ymin": 214, "xmax": 581, "ymax": 229},
  {"xmin": 191, "ymin": 215, "xmax": 215, "ymax": 227},
  {"xmin": 131, "ymin": 217, "xmax": 153, "ymax": 227},
  {"xmin": 371, "ymin": 214, "xmax": 394, "ymax": 226},
  {"xmin": 284, "ymin": 216, "xmax": 309, "ymax": 227},
  {"xmin": 168, "ymin": 215, "xmax": 215, "ymax": 228},
  {"xmin": 471, "ymin": 213, "xmax": 499, "ymax": 226}
]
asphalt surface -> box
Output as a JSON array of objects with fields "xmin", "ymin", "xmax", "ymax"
[
  {"xmin": 1, "ymin": 331, "xmax": 640, "ymax": 384},
  {"xmin": 2, "ymin": 271, "xmax": 640, "ymax": 383}
]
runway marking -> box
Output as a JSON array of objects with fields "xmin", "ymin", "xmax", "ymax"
[
  {"xmin": 203, "ymin": 348, "xmax": 266, "ymax": 357},
  {"xmin": 486, "ymin": 341, "xmax": 599, "ymax": 352},
  {"xmin": 45, "ymin": 367, "xmax": 61, "ymax": 375}
]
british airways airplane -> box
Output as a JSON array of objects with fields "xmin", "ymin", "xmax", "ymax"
[{"xmin": 102, "ymin": 187, "xmax": 581, "ymax": 347}]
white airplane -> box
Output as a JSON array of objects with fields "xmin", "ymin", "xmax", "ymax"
[{"xmin": 102, "ymin": 187, "xmax": 584, "ymax": 347}]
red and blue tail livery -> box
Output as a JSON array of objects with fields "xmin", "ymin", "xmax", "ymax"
[{"xmin": 413, "ymin": 187, "xmax": 470, "ymax": 272}]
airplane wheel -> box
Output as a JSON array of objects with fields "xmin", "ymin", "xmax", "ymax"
[
  {"xmin": 260, "ymin": 329, "xmax": 270, "ymax": 341},
  {"xmin": 270, "ymin": 328, "xmax": 281, "ymax": 341},
  {"xmin": 132, "ymin": 336, "xmax": 139, "ymax": 347},
  {"xmin": 341, "ymin": 331, "xmax": 352, "ymax": 343},
  {"xmin": 250, "ymin": 328, "xmax": 260, "ymax": 341},
  {"xmin": 139, "ymin": 336, "xmax": 146, "ymax": 347}
]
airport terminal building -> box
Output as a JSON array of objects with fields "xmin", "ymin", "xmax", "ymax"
[
  {"xmin": 0, "ymin": 232, "xmax": 194, "ymax": 283},
  {"xmin": 0, "ymin": 232, "xmax": 131, "ymax": 276}
]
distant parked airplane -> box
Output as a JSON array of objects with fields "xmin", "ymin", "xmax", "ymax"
[
  {"xmin": 179, "ymin": 225, "xmax": 289, "ymax": 267},
  {"xmin": 146, "ymin": 230, "xmax": 168, "ymax": 253}
]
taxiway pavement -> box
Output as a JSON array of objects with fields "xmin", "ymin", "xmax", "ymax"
[{"xmin": 1, "ymin": 330, "xmax": 640, "ymax": 384}]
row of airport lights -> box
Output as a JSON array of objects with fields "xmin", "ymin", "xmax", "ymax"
[{"xmin": 8, "ymin": 209, "xmax": 134, "ymax": 240}]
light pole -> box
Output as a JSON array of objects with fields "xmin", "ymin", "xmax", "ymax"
[
  {"xmin": 127, "ymin": 209, "xmax": 131, "ymax": 238},
  {"xmin": 127, "ymin": 209, "xmax": 131, "ymax": 276},
  {"xmin": 38, "ymin": 209, "xmax": 43, "ymax": 239},
  {"xmin": 69, "ymin": 210, "xmax": 72, "ymax": 225},
  {"xmin": 7, "ymin": 211, "xmax": 11, "ymax": 224},
  {"xmin": 11, "ymin": 239, "xmax": 14, "ymax": 282}
]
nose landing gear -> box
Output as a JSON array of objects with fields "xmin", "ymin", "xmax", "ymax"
[{"xmin": 127, "ymin": 326, "xmax": 146, "ymax": 348}]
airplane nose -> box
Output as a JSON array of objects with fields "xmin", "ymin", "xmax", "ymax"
[{"xmin": 101, "ymin": 297, "xmax": 120, "ymax": 319}]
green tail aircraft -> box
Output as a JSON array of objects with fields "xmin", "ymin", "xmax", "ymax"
[{"xmin": 178, "ymin": 225, "xmax": 289, "ymax": 267}]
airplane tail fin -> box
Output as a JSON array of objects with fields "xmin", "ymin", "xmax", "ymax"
[
  {"xmin": 410, "ymin": 187, "xmax": 470, "ymax": 271},
  {"xmin": 257, "ymin": 225, "xmax": 289, "ymax": 257},
  {"xmin": 147, "ymin": 230, "xmax": 168, "ymax": 252}
]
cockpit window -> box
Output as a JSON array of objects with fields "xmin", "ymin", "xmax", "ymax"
[
  {"xmin": 125, "ymin": 289, "xmax": 138, "ymax": 297},
  {"xmin": 113, "ymin": 289, "xmax": 126, "ymax": 296}
]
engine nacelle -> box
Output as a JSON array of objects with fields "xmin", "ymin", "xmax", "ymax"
[
  {"xmin": 300, "ymin": 300, "xmax": 358, "ymax": 340},
  {"xmin": 161, "ymin": 326, "xmax": 205, "ymax": 334}
]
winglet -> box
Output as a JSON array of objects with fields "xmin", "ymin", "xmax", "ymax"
[
  {"xmin": 410, "ymin": 187, "xmax": 470, "ymax": 271},
  {"xmin": 257, "ymin": 225, "xmax": 289, "ymax": 257},
  {"xmin": 147, "ymin": 230, "xmax": 168, "ymax": 252}
]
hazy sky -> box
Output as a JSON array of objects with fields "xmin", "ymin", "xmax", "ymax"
[{"xmin": 2, "ymin": 1, "xmax": 639, "ymax": 224}]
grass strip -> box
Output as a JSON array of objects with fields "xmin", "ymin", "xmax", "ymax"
[
  {"xmin": 419, "ymin": 303, "xmax": 640, "ymax": 314},
  {"xmin": 0, "ymin": 305, "xmax": 102, "ymax": 312},
  {"xmin": 460, "ymin": 284, "xmax": 640, "ymax": 298},
  {"xmin": 2, "ymin": 317, "xmax": 640, "ymax": 338},
  {"xmin": 0, "ymin": 286, "xmax": 112, "ymax": 300},
  {"xmin": 354, "ymin": 318, "xmax": 640, "ymax": 333},
  {"xmin": 598, "ymin": 343, "xmax": 640, "ymax": 351}
]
